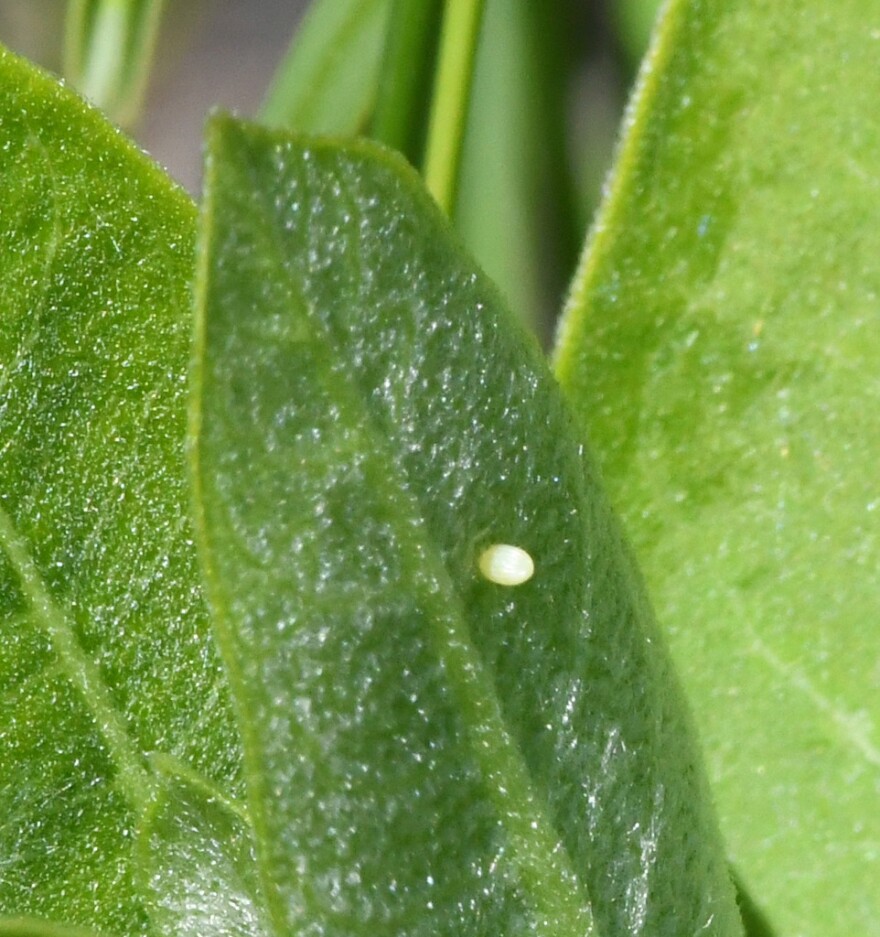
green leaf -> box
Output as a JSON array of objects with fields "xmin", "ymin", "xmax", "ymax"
[
  {"xmin": 134, "ymin": 756, "xmax": 270, "ymax": 937},
  {"xmin": 554, "ymin": 2, "xmax": 880, "ymax": 934},
  {"xmin": 192, "ymin": 114, "xmax": 743, "ymax": 937},
  {"xmin": 259, "ymin": 0, "xmax": 391, "ymax": 134},
  {"xmin": 0, "ymin": 920, "xmax": 114, "ymax": 937},
  {"xmin": 0, "ymin": 44, "xmax": 240, "ymax": 931},
  {"xmin": 63, "ymin": 0, "xmax": 166, "ymax": 128},
  {"xmin": 454, "ymin": 0, "xmax": 541, "ymax": 327}
]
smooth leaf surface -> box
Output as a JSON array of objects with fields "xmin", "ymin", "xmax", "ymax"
[
  {"xmin": 421, "ymin": 0, "xmax": 486, "ymax": 215},
  {"xmin": 192, "ymin": 115, "xmax": 743, "ymax": 937},
  {"xmin": 0, "ymin": 45, "xmax": 240, "ymax": 931},
  {"xmin": 259, "ymin": 0, "xmax": 390, "ymax": 134},
  {"xmin": 555, "ymin": 2, "xmax": 880, "ymax": 934},
  {"xmin": 454, "ymin": 0, "xmax": 543, "ymax": 329}
]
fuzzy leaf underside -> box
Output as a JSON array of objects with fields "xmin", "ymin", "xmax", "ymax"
[
  {"xmin": 0, "ymin": 44, "xmax": 240, "ymax": 932},
  {"xmin": 192, "ymin": 115, "xmax": 743, "ymax": 937}
]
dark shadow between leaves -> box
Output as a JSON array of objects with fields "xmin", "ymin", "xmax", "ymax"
[{"xmin": 734, "ymin": 870, "xmax": 777, "ymax": 937}]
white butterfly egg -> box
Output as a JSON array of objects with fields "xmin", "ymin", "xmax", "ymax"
[{"xmin": 478, "ymin": 543, "xmax": 535, "ymax": 586}]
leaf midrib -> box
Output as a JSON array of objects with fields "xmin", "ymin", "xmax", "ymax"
[{"xmin": 747, "ymin": 629, "xmax": 880, "ymax": 767}]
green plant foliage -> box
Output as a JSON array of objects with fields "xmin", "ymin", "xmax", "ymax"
[
  {"xmin": 0, "ymin": 920, "xmax": 111, "ymax": 937},
  {"xmin": 455, "ymin": 0, "xmax": 578, "ymax": 337},
  {"xmin": 454, "ymin": 0, "xmax": 543, "ymax": 329},
  {"xmin": 191, "ymin": 113, "xmax": 743, "ymax": 937},
  {"xmin": 555, "ymin": 1, "xmax": 880, "ymax": 934},
  {"xmin": 370, "ymin": 0, "xmax": 443, "ymax": 163},
  {"xmin": 0, "ymin": 45, "xmax": 240, "ymax": 931},
  {"xmin": 259, "ymin": 0, "xmax": 390, "ymax": 134},
  {"xmin": 63, "ymin": 0, "xmax": 166, "ymax": 128},
  {"xmin": 611, "ymin": 0, "xmax": 662, "ymax": 67},
  {"xmin": 420, "ymin": 0, "xmax": 485, "ymax": 215},
  {"xmin": 135, "ymin": 758, "xmax": 269, "ymax": 937}
]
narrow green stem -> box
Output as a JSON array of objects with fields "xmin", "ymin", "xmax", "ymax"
[
  {"xmin": 422, "ymin": 0, "xmax": 487, "ymax": 216},
  {"xmin": 370, "ymin": 0, "xmax": 443, "ymax": 162},
  {"xmin": 63, "ymin": 0, "xmax": 166, "ymax": 127}
]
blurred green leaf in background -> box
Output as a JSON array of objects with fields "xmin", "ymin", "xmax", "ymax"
[
  {"xmin": 0, "ymin": 45, "xmax": 240, "ymax": 932},
  {"xmin": 260, "ymin": 0, "xmax": 391, "ymax": 135},
  {"xmin": 64, "ymin": 0, "xmax": 166, "ymax": 128}
]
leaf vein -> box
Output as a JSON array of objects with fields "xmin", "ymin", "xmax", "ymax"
[
  {"xmin": 0, "ymin": 502, "xmax": 152, "ymax": 809},
  {"xmin": 747, "ymin": 632, "xmax": 880, "ymax": 768}
]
